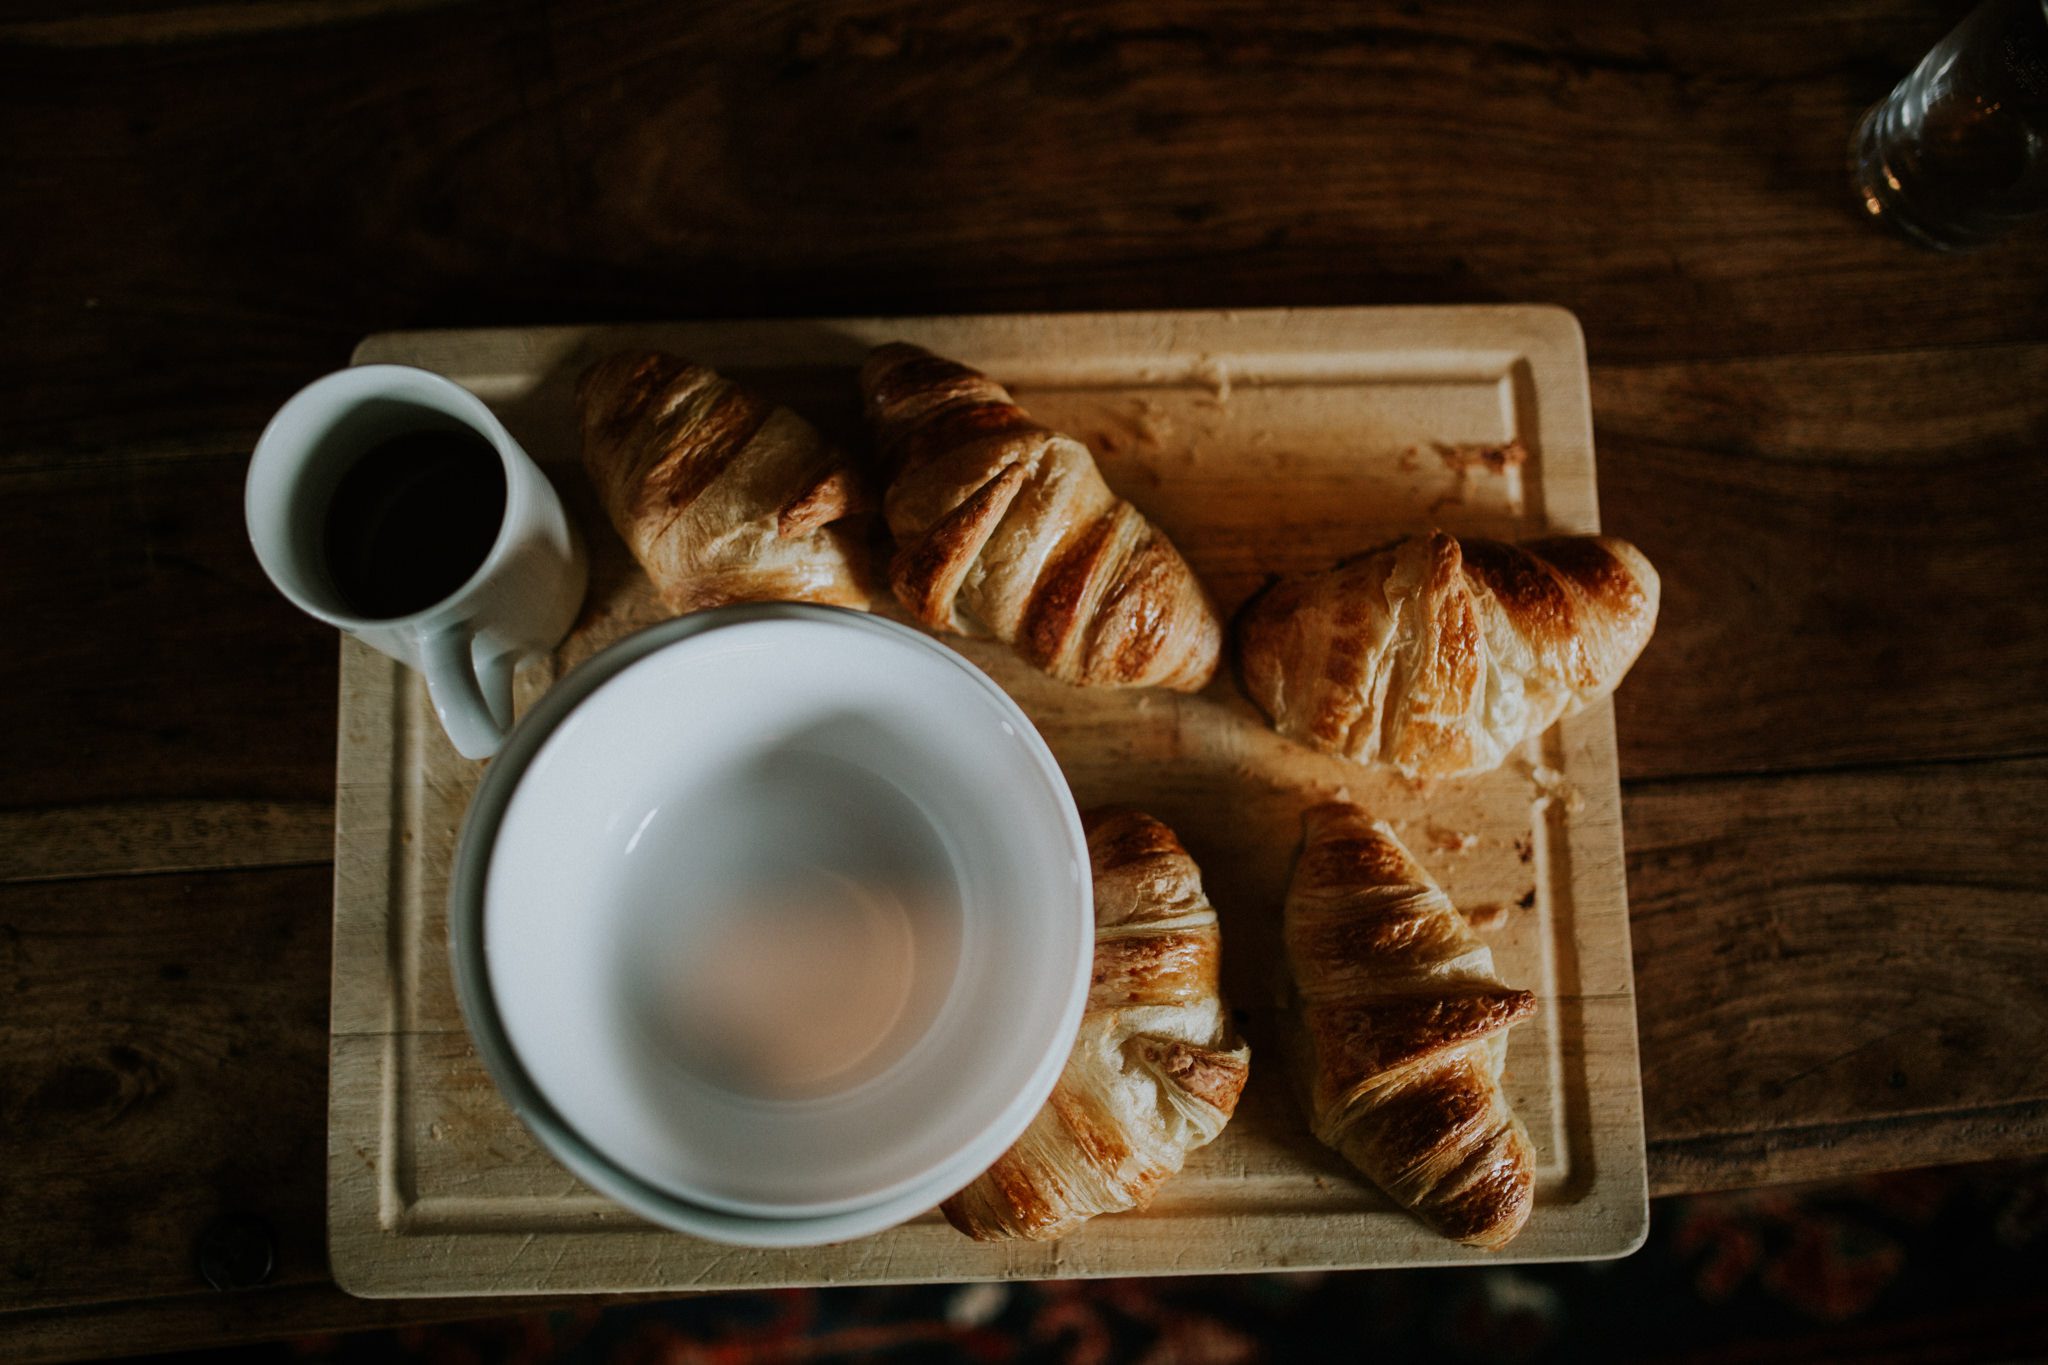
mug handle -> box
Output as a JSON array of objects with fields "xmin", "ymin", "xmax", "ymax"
[{"xmin": 423, "ymin": 627, "xmax": 514, "ymax": 760}]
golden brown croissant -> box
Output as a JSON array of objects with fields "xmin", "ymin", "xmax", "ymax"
[
  {"xmin": 941, "ymin": 808, "xmax": 1251, "ymax": 1241},
  {"xmin": 1238, "ymin": 531, "xmax": 1659, "ymax": 779},
  {"xmin": 860, "ymin": 343, "xmax": 1222, "ymax": 690},
  {"xmin": 578, "ymin": 351, "xmax": 872, "ymax": 613},
  {"xmin": 1285, "ymin": 802, "xmax": 1536, "ymax": 1249}
]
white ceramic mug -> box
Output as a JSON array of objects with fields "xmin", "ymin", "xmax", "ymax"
[{"xmin": 246, "ymin": 365, "xmax": 587, "ymax": 759}]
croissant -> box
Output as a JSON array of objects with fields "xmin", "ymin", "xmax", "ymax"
[
  {"xmin": 941, "ymin": 808, "xmax": 1251, "ymax": 1241},
  {"xmin": 1285, "ymin": 803, "xmax": 1536, "ymax": 1248},
  {"xmin": 578, "ymin": 351, "xmax": 872, "ymax": 613},
  {"xmin": 860, "ymin": 343, "xmax": 1222, "ymax": 690},
  {"xmin": 1237, "ymin": 531, "xmax": 1659, "ymax": 779}
]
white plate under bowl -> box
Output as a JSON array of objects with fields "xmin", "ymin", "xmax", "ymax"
[{"xmin": 447, "ymin": 605, "xmax": 1092, "ymax": 1245}]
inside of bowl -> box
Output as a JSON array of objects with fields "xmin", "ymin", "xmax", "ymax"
[{"xmin": 483, "ymin": 617, "xmax": 1088, "ymax": 1217}]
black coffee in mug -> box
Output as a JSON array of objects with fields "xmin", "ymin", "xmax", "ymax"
[
  {"xmin": 321, "ymin": 428, "xmax": 505, "ymax": 619},
  {"xmin": 249, "ymin": 365, "xmax": 586, "ymax": 759}
]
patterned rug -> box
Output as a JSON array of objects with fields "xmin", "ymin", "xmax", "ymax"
[{"xmin": 148, "ymin": 1157, "xmax": 2048, "ymax": 1364}]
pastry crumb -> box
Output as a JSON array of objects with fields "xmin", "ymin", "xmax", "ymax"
[
  {"xmin": 1426, "ymin": 824, "xmax": 1478, "ymax": 854},
  {"xmin": 1530, "ymin": 764, "xmax": 1586, "ymax": 814},
  {"xmin": 1463, "ymin": 902, "xmax": 1510, "ymax": 932},
  {"xmin": 1516, "ymin": 889, "xmax": 1537, "ymax": 910},
  {"xmin": 1514, "ymin": 833, "xmax": 1534, "ymax": 863},
  {"xmin": 1134, "ymin": 399, "xmax": 1175, "ymax": 447},
  {"xmin": 1191, "ymin": 355, "xmax": 1232, "ymax": 403},
  {"xmin": 1435, "ymin": 438, "xmax": 1529, "ymax": 474}
]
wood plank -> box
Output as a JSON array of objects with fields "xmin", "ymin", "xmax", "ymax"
[
  {"xmin": 0, "ymin": 445, "xmax": 338, "ymax": 855},
  {"xmin": 5, "ymin": 0, "xmax": 2046, "ymax": 458},
  {"xmin": 0, "ymin": 1, "xmax": 468, "ymax": 50},
  {"xmin": 0, "ymin": 800, "xmax": 331, "ymax": 884},
  {"xmin": 0, "ymin": 1286, "xmax": 662, "ymax": 1365},
  {"xmin": 1628, "ymin": 757, "xmax": 2048, "ymax": 1195},
  {"xmin": 0, "ymin": 865, "xmax": 333, "ymax": 1318},
  {"xmin": 1648, "ymin": 1097, "xmax": 2048, "ymax": 1199},
  {"xmin": 1596, "ymin": 341, "xmax": 2048, "ymax": 779}
]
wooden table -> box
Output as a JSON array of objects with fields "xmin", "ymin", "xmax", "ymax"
[{"xmin": 3, "ymin": 1, "xmax": 2044, "ymax": 1359}]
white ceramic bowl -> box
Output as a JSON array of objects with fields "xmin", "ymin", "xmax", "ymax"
[{"xmin": 448, "ymin": 605, "xmax": 1091, "ymax": 1246}]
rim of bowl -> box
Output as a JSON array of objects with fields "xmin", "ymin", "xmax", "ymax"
[{"xmin": 446, "ymin": 602, "xmax": 1093, "ymax": 1246}]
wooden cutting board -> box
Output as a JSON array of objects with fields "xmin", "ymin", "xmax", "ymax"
[{"xmin": 329, "ymin": 306, "xmax": 1647, "ymax": 1296}]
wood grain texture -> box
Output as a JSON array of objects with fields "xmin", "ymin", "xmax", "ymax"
[
  {"xmin": 1, "ymin": 1285, "xmax": 647, "ymax": 1365},
  {"xmin": 1631, "ymin": 756, "xmax": 2048, "ymax": 1195},
  {"xmin": 0, "ymin": 445, "xmax": 337, "ymax": 827},
  {"xmin": 4, "ymin": 0, "xmax": 2045, "ymax": 459},
  {"xmin": 1598, "ymin": 342, "xmax": 2048, "ymax": 779},
  {"xmin": 0, "ymin": 866, "xmax": 333, "ymax": 1316},
  {"xmin": 0, "ymin": 800, "xmax": 332, "ymax": 884}
]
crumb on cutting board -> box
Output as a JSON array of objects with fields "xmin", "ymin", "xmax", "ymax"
[
  {"xmin": 1134, "ymin": 398, "xmax": 1175, "ymax": 447},
  {"xmin": 1516, "ymin": 889, "xmax": 1537, "ymax": 910},
  {"xmin": 1435, "ymin": 438, "xmax": 1529, "ymax": 474},
  {"xmin": 1191, "ymin": 354, "xmax": 1232, "ymax": 403},
  {"xmin": 1514, "ymin": 833, "xmax": 1534, "ymax": 863},
  {"xmin": 1463, "ymin": 902, "xmax": 1510, "ymax": 932},
  {"xmin": 1530, "ymin": 763, "xmax": 1586, "ymax": 814},
  {"xmin": 1425, "ymin": 824, "xmax": 1478, "ymax": 854}
]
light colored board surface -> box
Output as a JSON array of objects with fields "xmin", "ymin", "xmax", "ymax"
[{"xmin": 330, "ymin": 306, "xmax": 1647, "ymax": 1296}]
